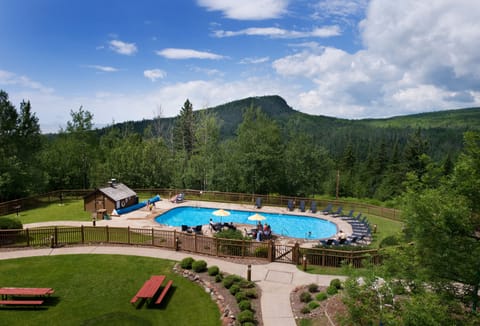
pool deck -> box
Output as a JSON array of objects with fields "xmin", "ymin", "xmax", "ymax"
[{"xmin": 24, "ymin": 199, "xmax": 353, "ymax": 248}]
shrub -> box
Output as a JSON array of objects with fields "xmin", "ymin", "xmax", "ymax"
[
  {"xmin": 379, "ymin": 235, "xmax": 400, "ymax": 248},
  {"xmin": 214, "ymin": 274, "xmax": 223, "ymax": 283},
  {"xmin": 0, "ymin": 217, "xmax": 22, "ymax": 230},
  {"xmin": 237, "ymin": 310, "xmax": 254, "ymax": 323},
  {"xmin": 214, "ymin": 229, "xmax": 244, "ymax": 239},
  {"xmin": 180, "ymin": 257, "xmax": 194, "ymax": 269},
  {"xmin": 207, "ymin": 265, "xmax": 220, "ymax": 276},
  {"xmin": 326, "ymin": 285, "xmax": 338, "ymax": 295},
  {"xmin": 308, "ymin": 301, "xmax": 320, "ymax": 310},
  {"xmin": 308, "ymin": 283, "xmax": 319, "ymax": 293},
  {"xmin": 300, "ymin": 291, "xmax": 312, "ymax": 303},
  {"xmin": 238, "ymin": 300, "xmax": 251, "ymax": 311},
  {"xmin": 244, "ymin": 289, "xmax": 258, "ymax": 299},
  {"xmin": 238, "ymin": 279, "xmax": 255, "ymax": 288},
  {"xmin": 229, "ymin": 284, "xmax": 240, "ymax": 295},
  {"xmin": 192, "ymin": 260, "xmax": 207, "ymax": 273},
  {"xmin": 222, "ymin": 274, "xmax": 242, "ymax": 289},
  {"xmin": 235, "ymin": 291, "xmax": 248, "ymax": 302},
  {"xmin": 301, "ymin": 306, "xmax": 311, "ymax": 314},
  {"xmin": 254, "ymin": 246, "xmax": 269, "ymax": 258},
  {"xmin": 330, "ymin": 279, "xmax": 342, "ymax": 290},
  {"xmin": 316, "ymin": 292, "xmax": 328, "ymax": 301}
]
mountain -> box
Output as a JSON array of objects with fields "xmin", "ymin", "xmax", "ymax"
[{"xmin": 103, "ymin": 95, "xmax": 480, "ymax": 160}]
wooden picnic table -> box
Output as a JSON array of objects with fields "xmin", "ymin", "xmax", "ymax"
[
  {"xmin": 0, "ymin": 287, "xmax": 54, "ymax": 297},
  {"xmin": 133, "ymin": 275, "xmax": 166, "ymax": 300}
]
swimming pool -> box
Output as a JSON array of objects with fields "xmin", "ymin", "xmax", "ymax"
[{"xmin": 154, "ymin": 206, "xmax": 337, "ymax": 239}]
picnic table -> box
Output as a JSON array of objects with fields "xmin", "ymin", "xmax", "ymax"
[
  {"xmin": 130, "ymin": 275, "xmax": 173, "ymax": 306},
  {"xmin": 0, "ymin": 287, "xmax": 54, "ymax": 307}
]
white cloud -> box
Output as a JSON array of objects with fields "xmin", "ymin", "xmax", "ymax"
[
  {"xmin": 109, "ymin": 40, "xmax": 137, "ymax": 55},
  {"xmin": 313, "ymin": 0, "xmax": 368, "ymax": 20},
  {"xmin": 270, "ymin": 0, "xmax": 480, "ymax": 118},
  {"xmin": 144, "ymin": 69, "xmax": 167, "ymax": 82},
  {"xmin": 0, "ymin": 69, "xmax": 54, "ymax": 93},
  {"xmin": 156, "ymin": 48, "xmax": 225, "ymax": 60},
  {"xmin": 239, "ymin": 57, "xmax": 270, "ymax": 64},
  {"xmin": 197, "ymin": 0, "xmax": 289, "ymax": 20},
  {"xmin": 214, "ymin": 26, "xmax": 340, "ymax": 38},
  {"xmin": 86, "ymin": 65, "xmax": 118, "ymax": 72}
]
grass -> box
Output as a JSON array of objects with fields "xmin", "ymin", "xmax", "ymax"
[
  {"xmin": 0, "ymin": 255, "xmax": 221, "ymax": 326},
  {"xmin": 5, "ymin": 198, "xmax": 91, "ymax": 224}
]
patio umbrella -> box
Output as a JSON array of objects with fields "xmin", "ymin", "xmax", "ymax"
[
  {"xmin": 212, "ymin": 209, "xmax": 230, "ymax": 217},
  {"xmin": 248, "ymin": 213, "xmax": 266, "ymax": 221}
]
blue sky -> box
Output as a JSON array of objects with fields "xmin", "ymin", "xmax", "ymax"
[{"xmin": 1, "ymin": 0, "xmax": 480, "ymax": 133}]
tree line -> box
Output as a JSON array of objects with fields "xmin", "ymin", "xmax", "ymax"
[{"xmin": 0, "ymin": 90, "xmax": 465, "ymax": 203}]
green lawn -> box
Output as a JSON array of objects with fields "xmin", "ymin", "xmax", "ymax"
[
  {"xmin": 6, "ymin": 198, "xmax": 91, "ymax": 224},
  {"xmin": 0, "ymin": 255, "xmax": 220, "ymax": 326}
]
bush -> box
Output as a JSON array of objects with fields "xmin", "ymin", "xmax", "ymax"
[
  {"xmin": 244, "ymin": 289, "xmax": 258, "ymax": 299},
  {"xmin": 237, "ymin": 310, "xmax": 254, "ymax": 323},
  {"xmin": 235, "ymin": 291, "xmax": 248, "ymax": 302},
  {"xmin": 379, "ymin": 235, "xmax": 400, "ymax": 248},
  {"xmin": 316, "ymin": 292, "xmax": 328, "ymax": 301},
  {"xmin": 239, "ymin": 279, "xmax": 255, "ymax": 288},
  {"xmin": 308, "ymin": 301, "xmax": 320, "ymax": 310},
  {"xmin": 207, "ymin": 265, "xmax": 220, "ymax": 276},
  {"xmin": 308, "ymin": 283, "xmax": 319, "ymax": 293},
  {"xmin": 229, "ymin": 284, "xmax": 240, "ymax": 295},
  {"xmin": 301, "ymin": 306, "xmax": 311, "ymax": 314},
  {"xmin": 330, "ymin": 279, "xmax": 342, "ymax": 290},
  {"xmin": 238, "ymin": 300, "xmax": 251, "ymax": 311},
  {"xmin": 326, "ymin": 285, "xmax": 338, "ymax": 295},
  {"xmin": 180, "ymin": 257, "xmax": 194, "ymax": 269},
  {"xmin": 222, "ymin": 274, "xmax": 242, "ymax": 289},
  {"xmin": 0, "ymin": 217, "xmax": 22, "ymax": 230},
  {"xmin": 192, "ymin": 260, "xmax": 207, "ymax": 273},
  {"xmin": 214, "ymin": 274, "xmax": 223, "ymax": 283},
  {"xmin": 214, "ymin": 229, "xmax": 244, "ymax": 239},
  {"xmin": 254, "ymin": 246, "xmax": 269, "ymax": 258},
  {"xmin": 300, "ymin": 291, "xmax": 312, "ymax": 303}
]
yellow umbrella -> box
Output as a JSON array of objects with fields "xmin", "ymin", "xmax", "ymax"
[
  {"xmin": 248, "ymin": 213, "xmax": 266, "ymax": 221},
  {"xmin": 213, "ymin": 209, "xmax": 230, "ymax": 217}
]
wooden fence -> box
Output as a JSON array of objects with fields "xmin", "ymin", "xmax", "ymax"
[
  {"xmin": 0, "ymin": 188, "xmax": 401, "ymax": 221},
  {"xmin": 0, "ymin": 225, "xmax": 381, "ymax": 268}
]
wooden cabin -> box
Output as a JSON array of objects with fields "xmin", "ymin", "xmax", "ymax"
[{"xmin": 84, "ymin": 180, "xmax": 138, "ymax": 214}]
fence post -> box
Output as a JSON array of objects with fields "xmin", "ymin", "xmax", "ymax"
[
  {"xmin": 26, "ymin": 228, "xmax": 30, "ymax": 247},
  {"xmin": 242, "ymin": 239, "xmax": 245, "ymax": 257},
  {"xmin": 127, "ymin": 226, "xmax": 131, "ymax": 244},
  {"xmin": 194, "ymin": 233, "xmax": 197, "ymax": 253},
  {"xmin": 106, "ymin": 225, "xmax": 109, "ymax": 243},
  {"xmin": 268, "ymin": 240, "xmax": 274, "ymax": 262},
  {"xmin": 151, "ymin": 228, "xmax": 155, "ymax": 246},
  {"xmin": 81, "ymin": 225, "xmax": 84, "ymax": 244},
  {"xmin": 292, "ymin": 242, "xmax": 300, "ymax": 264},
  {"xmin": 54, "ymin": 226, "xmax": 58, "ymax": 247},
  {"xmin": 173, "ymin": 230, "xmax": 176, "ymax": 249}
]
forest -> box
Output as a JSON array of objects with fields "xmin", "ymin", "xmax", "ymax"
[{"xmin": 1, "ymin": 89, "xmax": 480, "ymax": 203}]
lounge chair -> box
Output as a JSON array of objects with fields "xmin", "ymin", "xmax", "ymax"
[
  {"xmin": 287, "ymin": 199, "xmax": 295, "ymax": 211},
  {"xmin": 176, "ymin": 193, "xmax": 185, "ymax": 203},
  {"xmin": 255, "ymin": 197, "xmax": 262, "ymax": 209},
  {"xmin": 331, "ymin": 206, "xmax": 343, "ymax": 217},
  {"xmin": 310, "ymin": 201, "xmax": 317, "ymax": 213},
  {"xmin": 342, "ymin": 210, "xmax": 354, "ymax": 219},
  {"xmin": 319, "ymin": 238, "xmax": 334, "ymax": 246},
  {"xmin": 322, "ymin": 203, "xmax": 332, "ymax": 214},
  {"xmin": 299, "ymin": 200, "xmax": 306, "ymax": 212},
  {"xmin": 193, "ymin": 225, "xmax": 202, "ymax": 234},
  {"xmin": 181, "ymin": 225, "xmax": 192, "ymax": 233}
]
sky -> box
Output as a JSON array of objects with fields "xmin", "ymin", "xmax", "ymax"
[{"xmin": 1, "ymin": 0, "xmax": 480, "ymax": 133}]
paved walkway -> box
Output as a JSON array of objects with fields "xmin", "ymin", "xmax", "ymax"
[{"xmin": 0, "ymin": 245, "xmax": 345, "ymax": 326}]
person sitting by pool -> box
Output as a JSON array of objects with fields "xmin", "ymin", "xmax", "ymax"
[
  {"xmin": 255, "ymin": 223, "xmax": 263, "ymax": 241},
  {"xmin": 263, "ymin": 223, "xmax": 271, "ymax": 239},
  {"xmin": 209, "ymin": 218, "xmax": 222, "ymax": 232},
  {"xmin": 336, "ymin": 230, "xmax": 347, "ymax": 244}
]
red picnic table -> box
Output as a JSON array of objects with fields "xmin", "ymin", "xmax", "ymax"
[
  {"xmin": 131, "ymin": 275, "xmax": 165, "ymax": 304},
  {"xmin": 0, "ymin": 287, "xmax": 54, "ymax": 297}
]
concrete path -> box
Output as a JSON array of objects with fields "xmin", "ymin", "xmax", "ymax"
[{"xmin": 0, "ymin": 246, "xmax": 345, "ymax": 326}]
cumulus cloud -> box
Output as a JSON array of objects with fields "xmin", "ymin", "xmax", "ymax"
[
  {"xmin": 144, "ymin": 69, "xmax": 167, "ymax": 81},
  {"xmin": 271, "ymin": 0, "xmax": 480, "ymax": 118},
  {"xmin": 109, "ymin": 40, "xmax": 137, "ymax": 55},
  {"xmin": 197, "ymin": 0, "xmax": 289, "ymax": 20},
  {"xmin": 213, "ymin": 26, "xmax": 340, "ymax": 38},
  {"xmin": 156, "ymin": 48, "xmax": 225, "ymax": 60}
]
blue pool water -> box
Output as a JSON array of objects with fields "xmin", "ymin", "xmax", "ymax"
[{"xmin": 154, "ymin": 206, "xmax": 337, "ymax": 239}]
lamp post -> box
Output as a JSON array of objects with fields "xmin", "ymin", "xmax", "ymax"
[{"xmin": 247, "ymin": 264, "xmax": 251, "ymax": 281}]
